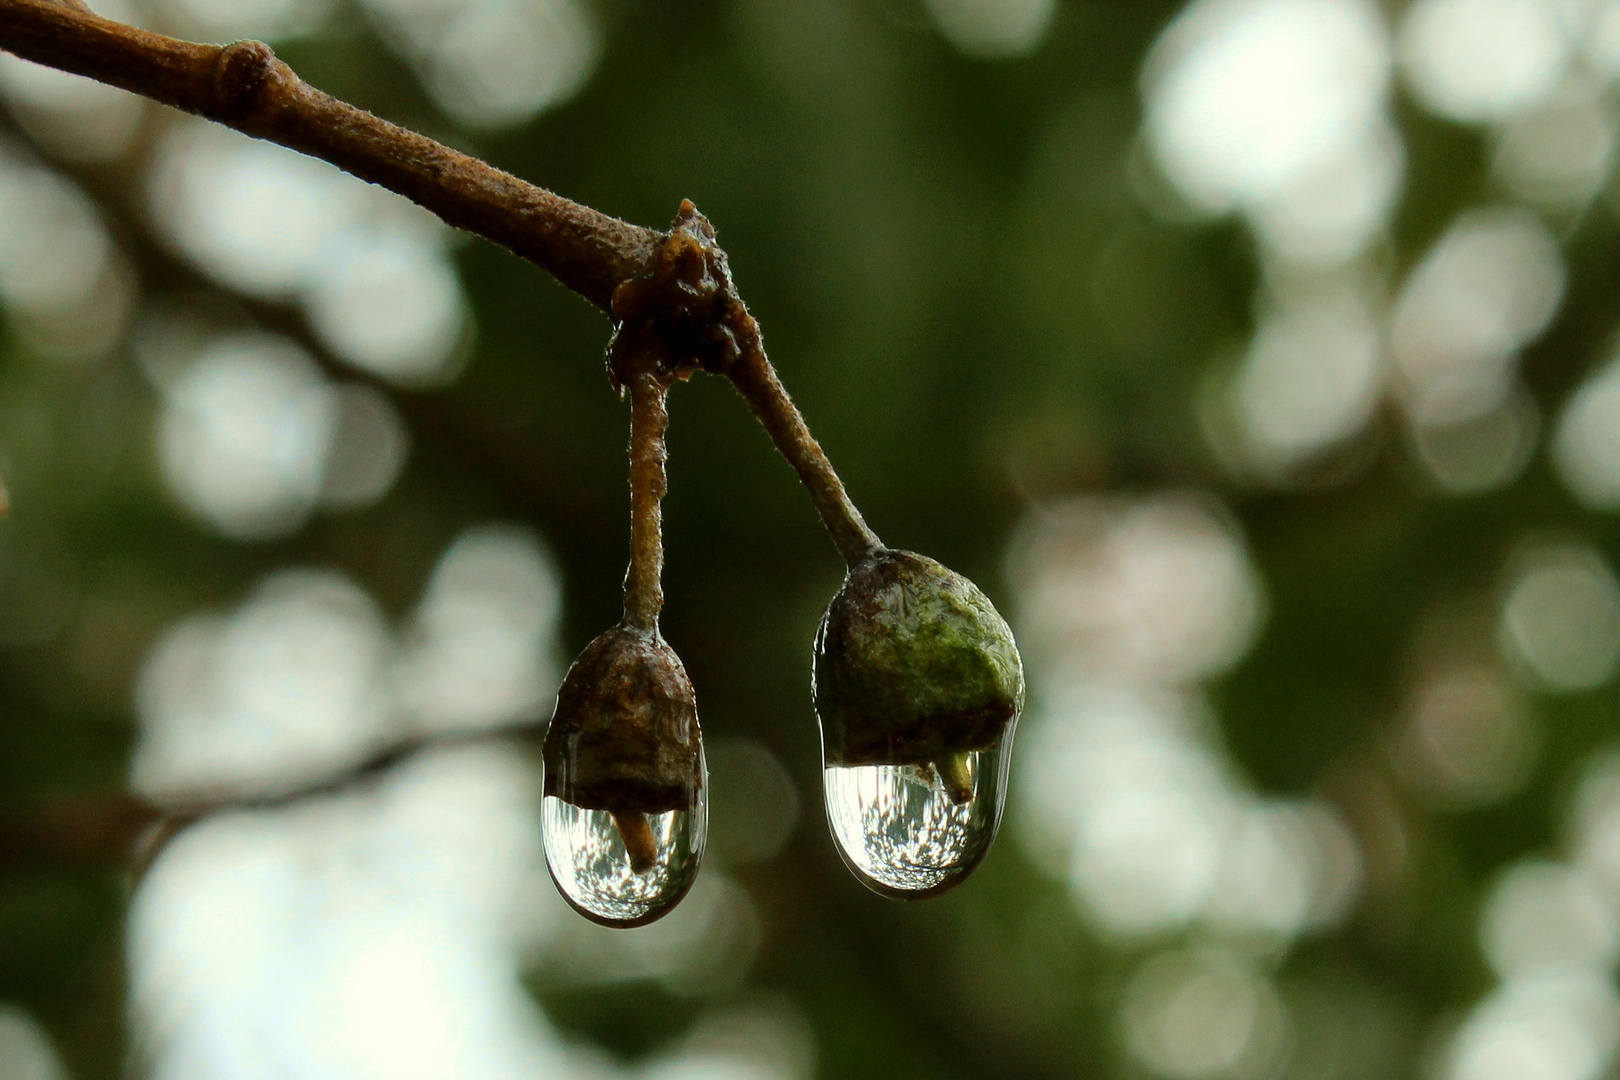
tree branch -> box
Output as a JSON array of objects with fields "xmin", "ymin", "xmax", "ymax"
[
  {"xmin": 0, "ymin": 0, "xmax": 887, "ymax": 567},
  {"xmin": 0, "ymin": 0, "xmax": 660, "ymax": 312}
]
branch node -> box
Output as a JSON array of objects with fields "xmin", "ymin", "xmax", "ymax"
[
  {"xmin": 606, "ymin": 200, "xmax": 742, "ymax": 393},
  {"xmin": 211, "ymin": 38, "xmax": 280, "ymax": 124}
]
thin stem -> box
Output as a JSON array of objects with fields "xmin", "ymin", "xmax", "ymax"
[
  {"xmin": 724, "ymin": 310, "xmax": 881, "ymax": 567},
  {"xmin": 623, "ymin": 371, "xmax": 669, "ymax": 630},
  {"xmin": 0, "ymin": 0, "xmax": 660, "ymax": 311}
]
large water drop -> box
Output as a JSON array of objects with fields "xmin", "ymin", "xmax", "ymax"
[
  {"xmin": 822, "ymin": 735, "xmax": 1011, "ymax": 898},
  {"xmin": 542, "ymin": 748, "xmax": 706, "ymax": 927}
]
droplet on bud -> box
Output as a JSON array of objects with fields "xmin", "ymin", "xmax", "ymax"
[
  {"xmin": 814, "ymin": 549, "xmax": 1023, "ymax": 898},
  {"xmin": 542, "ymin": 624, "xmax": 706, "ymax": 927}
]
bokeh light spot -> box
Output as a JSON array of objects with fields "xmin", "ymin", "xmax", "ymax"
[
  {"xmin": 0, "ymin": 1006, "xmax": 68, "ymax": 1080},
  {"xmin": 1494, "ymin": 77, "xmax": 1617, "ymax": 210},
  {"xmin": 1008, "ymin": 493, "xmax": 1265, "ymax": 683},
  {"xmin": 1395, "ymin": 658, "xmax": 1536, "ymax": 807},
  {"xmin": 1390, "ymin": 205, "xmax": 1563, "ymax": 423},
  {"xmin": 129, "ymin": 744, "xmax": 578, "ymax": 1080},
  {"xmin": 394, "ymin": 524, "xmax": 562, "ymax": 735},
  {"xmin": 150, "ymin": 120, "xmax": 368, "ymax": 301},
  {"xmin": 1121, "ymin": 947, "xmax": 1288, "ymax": 1080},
  {"xmin": 149, "ymin": 119, "xmax": 468, "ymax": 382},
  {"xmin": 1553, "ymin": 354, "xmax": 1620, "ymax": 510},
  {"xmin": 1408, "ymin": 386, "xmax": 1540, "ymax": 495},
  {"xmin": 1443, "ymin": 973, "xmax": 1620, "ymax": 1080},
  {"xmin": 922, "ymin": 0, "xmax": 1055, "ymax": 58},
  {"xmin": 1143, "ymin": 0, "xmax": 1395, "ymax": 262},
  {"xmin": 319, "ymin": 385, "xmax": 409, "ymax": 511},
  {"xmin": 705, "ymin": 737, "xmax": 801, "ymax": 869},
  {"xmin": 0, "ymin": 51, "xmax": 144, "ymax": 163},
  {"xmin": 1227, "ymin": 278, "xmax": 1383, "ymax": 472},
  {"xmin": 302, "ymin": 232, "xmax": 468, "ymax": 385},
  {"xmin": 1500, "ymin": 542, "xmax": 1620, "ymax": 693},
  {"xmin": 1399, "ymin": 0, "xmax": 1569, "ymax": 124},
  {"xmin": 157, "ymin": 331, "xmax": 337, "ymax": 540},
  {"xmin": 1480, "ymin": 861, "xmax": 1618, "ymax": 980},
  {"xmin": 363, "ymin": 0, "xmax": 599, "ymax": 129},
  {"xmin": 0, "ymin": 142, "xmax": 131, "ymax": 360},
  {"xmin": 133, "ymin": 568, "xmax": 391, "ymax": 800}
]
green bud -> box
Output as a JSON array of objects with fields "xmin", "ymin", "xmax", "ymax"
[{"xmin": 813, "ymin": 549, "xmax": 1024, "ymax": 780}]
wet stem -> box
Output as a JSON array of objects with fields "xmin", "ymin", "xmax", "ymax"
[
  {"xmin": 622, "ymin": 371, "xmax": 669, "ymax": 632},
  {"xmin": 722, "ymin": 311, "xmax": 882, "ymax": 568}
]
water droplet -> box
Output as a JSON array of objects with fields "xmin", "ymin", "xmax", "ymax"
[
  {"xmin": 542, "ymin": 748, "xmax": 707, "ymax": 927},
  {"xmin": 822, "ymin": 735, "xmax": 1012, "ymax": 898}
]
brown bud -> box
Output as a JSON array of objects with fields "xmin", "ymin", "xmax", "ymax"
[{"xmin": 543, "ymin": 623, "xmax": 703, "ymax": 817}]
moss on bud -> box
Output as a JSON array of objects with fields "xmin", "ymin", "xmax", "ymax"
[
  {"xmin": 543, "ymin": 623, "xmax": 703, "ymax": 818},
  {"xmin": 814, "ymin": 549, "xmax": 1024, "ymax": 775}
]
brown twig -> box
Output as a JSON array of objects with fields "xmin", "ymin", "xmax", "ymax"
[
  {"xmin": 0, "ymin": 0, "xmax": 659, "ymax": 311},
  {"xmin": 622, "ymin": 370, "xmax": 670, "ymax": 630},
  {"xmin": 722, "ymin": 305, "xmax": 882, "ymax": 567}
]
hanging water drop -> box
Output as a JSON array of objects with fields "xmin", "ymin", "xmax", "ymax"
[
  {"xmin": 541, "ymin": 754, "xmax": 707, "ymax": 926},
  {"xmin": 815, "ymin": 549, "xmax": 1023, "ymax": 898},
  {"xmin": 823, "ymin": 737, "xmax": 1012, "ymax": 897},
  {"xmin": 542, "ymin": 623, "xmax": 707, "ymax": 927}
]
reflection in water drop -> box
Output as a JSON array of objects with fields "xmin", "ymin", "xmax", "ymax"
[
  {"xmin": 823, "ymin": 737, "xmax": 1010, "ymax": 898},
  {"xmin": 541, "ymin": 782, "xmax": 706, "ymax": 928}
]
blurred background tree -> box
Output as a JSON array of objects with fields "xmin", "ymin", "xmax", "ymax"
[{"xmin": 6, "ymin": 0, "xmax": 1620, "ymax": 1078}]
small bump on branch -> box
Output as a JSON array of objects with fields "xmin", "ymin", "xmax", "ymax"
[{"xmin": 210, "ymin": 38, "xmax": 278, "ymax": 124}]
